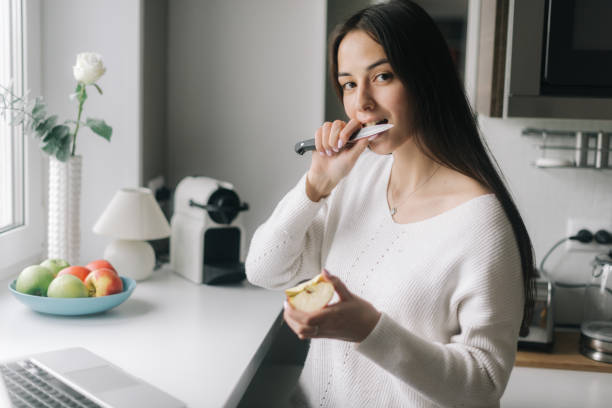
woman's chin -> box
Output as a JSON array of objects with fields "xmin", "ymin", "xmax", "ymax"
[{"xmin": 367, "ymin": 139, "xmax": 393, "ymax": 155}]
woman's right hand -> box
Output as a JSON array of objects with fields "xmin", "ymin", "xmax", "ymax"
[{"xmin": 306, "ymin": 119, "xmax": 371, "ymax": 202}]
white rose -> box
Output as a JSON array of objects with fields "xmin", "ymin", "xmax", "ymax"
[{"xmin": 72, "ymin": 52, "xmax": 106, "ymax": 85}]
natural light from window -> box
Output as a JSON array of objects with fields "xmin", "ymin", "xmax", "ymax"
[{"xmin": 0, "ymin": 0, "xmax": 24, "ymax": 234}]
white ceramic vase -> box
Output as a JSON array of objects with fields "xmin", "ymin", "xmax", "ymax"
[{"xmin": 47, "ymin": 155, "xmax": 82, "ymax": 265}]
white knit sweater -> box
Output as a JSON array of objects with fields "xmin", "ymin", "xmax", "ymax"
[{"xmin": 245, "ymin": 150, "xmax": 524, "ymax": 408}]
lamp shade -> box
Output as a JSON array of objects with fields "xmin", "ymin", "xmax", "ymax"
[{"xmin": 93, "ymin": 187, "xmax": 170, "ymax": 240}]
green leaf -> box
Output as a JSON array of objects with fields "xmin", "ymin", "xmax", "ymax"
[
  {"xmin": 85, "ymin": 118, "xmax": 112, "ymax": 141},
  {"xmin": 55, "ymin": 137, "xmax": 72, "ymax": 162},
  {"xmin": 41, "ymin": 144, "xmax": 56, "ymax": 155},
  {"xmin": 75, "ymin": 83, "xmax": 83, "ymax": 93},
  {"xmin": 41, "ymin": 138, "xmax": 59, "ymax": 156},
  {"xmin": 43, "ymin": 124, "xmax": 70, "ymax": 143},
  {"xmin": 40, "ymin": 124, "xmax": 72, "ymax": 159},
  {"xmin": 93, "ymin": 84, "xmax": 103, "ymax": 95},
  {"xmin": 35, "ymin": 115, "xmax": 58, "ymax": 137},
  {"xmin": 31, "ymin": 97, "xmax": 46, "ymax": 122}
]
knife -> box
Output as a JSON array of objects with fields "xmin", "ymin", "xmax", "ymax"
[{"xmin": 294, "ymin": 123, "xmax": 394, "ymax": 155}]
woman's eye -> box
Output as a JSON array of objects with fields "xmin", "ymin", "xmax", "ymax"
[
  {"xmin": 375, "ymin": 72, "xmax": 393, "ymax": 82},
  {"xmin": 341, "ymin": 82, "xmax": 356, "ymax": 90}
]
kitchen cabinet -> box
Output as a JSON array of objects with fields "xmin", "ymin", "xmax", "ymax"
[{"xmin": 475, "ymin": 0, "xmax": 612, "ymax": 119}]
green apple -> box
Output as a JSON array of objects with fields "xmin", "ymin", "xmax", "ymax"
[
  {"xmin": 15, "ymin": 265, "xmax": 55, "ymax": 296},
  {"xmin": 47, "ymin": 274, "xmax": 88, "ymax": 298},
  {"xmin": 40, "ymin": 258, "xmax": 70, "ymax": 277}
]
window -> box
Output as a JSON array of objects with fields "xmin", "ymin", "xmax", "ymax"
[
  {"xmin": 0, "ymin": 0, "xmax": 44, "ymax": 278},
  {"xmin": 0, "ymin": 0, "xmax": 25, "ymax": 234}
]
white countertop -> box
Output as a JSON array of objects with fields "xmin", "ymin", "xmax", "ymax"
[
  {"xmin": 3, "ymin": 265, "xmax": 611, "ymax": 407},
  {"xmin": 502, "ymin": 366, "xmax": 612, "ymax": 408},
  {"xmin": 0, "ymin": 265, "xmax": 285, "ymax": 408}
]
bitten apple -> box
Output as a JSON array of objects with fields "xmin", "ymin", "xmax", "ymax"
[
  {"xmin": 85, "ymin": 268, "xmax": 123, "ymax": 297},
  {"xmin": 85, "ymin": 259, "xmax": 117, "ymax": 274},
  {"xmin": 57, "ymin": 266, "xmax": 91, "ymax": 282},
  {"xmin": 285, "ymin": 273, "xmax": 334, "ymax": 312}
]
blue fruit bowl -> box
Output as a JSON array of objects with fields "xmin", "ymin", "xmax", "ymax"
[{"xmin": 8, "ymin": 276, "xmax": 136, "ymax": 316}]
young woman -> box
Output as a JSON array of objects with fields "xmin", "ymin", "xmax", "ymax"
[{"xmin": 246, "ymin": 1, "xmax": 535, "ymax": 406}]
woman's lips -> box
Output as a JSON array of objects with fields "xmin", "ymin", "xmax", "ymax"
[{"xmin": 363, "ymin": 118, "xmax": 389, "ymax": 127}]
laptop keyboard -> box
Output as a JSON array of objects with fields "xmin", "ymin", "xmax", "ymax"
[{"xmin": 0, "ymin": 360, "xmax": 102, "ymax": 408}]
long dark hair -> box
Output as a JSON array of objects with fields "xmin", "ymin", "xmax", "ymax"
[{"xmin": 329, "ymin": 0, "xmax": 535, "ymax": 336}]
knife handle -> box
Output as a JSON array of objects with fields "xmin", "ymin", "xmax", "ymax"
[
  {"xmin": 294, "ymin": 139, "xmax": 316, "ymax": 155},
  {"xmin": 294, "ymin": 130, "xmax": 360, "ymax": 155}
]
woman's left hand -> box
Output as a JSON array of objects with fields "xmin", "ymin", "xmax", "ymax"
[{"xmin": 283, "ymin": 269, "xmax": 382, "ymax": 343}]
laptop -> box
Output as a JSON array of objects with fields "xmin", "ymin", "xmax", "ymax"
[{"xmin": 0, "ymin": 347, "xmax": 185, "ymax": 408}]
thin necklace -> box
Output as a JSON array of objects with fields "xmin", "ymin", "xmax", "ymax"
[{"xmin": 389, "ymin": 164, "xmax": 440, "ymax": 216}]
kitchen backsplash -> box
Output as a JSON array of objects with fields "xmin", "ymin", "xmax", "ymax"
[{"xmin": 479, "ymin": 115, "xmax": 612, "ymax": 325}]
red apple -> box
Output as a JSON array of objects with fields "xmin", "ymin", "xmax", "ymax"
[
  {"xmin": 85, "ymin": 268, "xmax": 123, "ymax": 297},
  {"xmin": 57, "ymin": 266, "xmax": 91, "ymax": 282},
  {"xmin": 86, "ymin": 259, "xmax": 117, "ymax": 274}
]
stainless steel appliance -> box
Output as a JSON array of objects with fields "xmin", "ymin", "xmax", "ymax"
[
  {"xmin": 476, "ymin": 0, "xmax": 612, "ymax": 119},
  {"xmin": 580, "ymin": 250, "xmax": 612, "ymax": 363},
  {"xmin": 518, "ymin": 279, "xmax": 554, "ymax": 350}
]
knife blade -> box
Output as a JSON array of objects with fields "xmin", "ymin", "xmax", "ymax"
[{"xmin": 294, "ymin": 123, "xmax": 394, "ymax": 155}]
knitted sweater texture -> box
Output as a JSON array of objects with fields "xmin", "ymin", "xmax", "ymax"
[{"xmin": 245, "ymin": 150, "xmax": 524, "ymax": 408}]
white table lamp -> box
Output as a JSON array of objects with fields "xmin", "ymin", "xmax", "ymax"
[{"xmin": 93, "ymin": 187, "xmax": 171, "ymax": 281}]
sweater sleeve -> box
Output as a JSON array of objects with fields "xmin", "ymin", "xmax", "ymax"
[
  {"xmin": 245, "ymin": 173, "xmax": 328, "ymax": 290},
  {"xmin": 355, "ymin": 217, "xmax": 524, "ymax": 407}
]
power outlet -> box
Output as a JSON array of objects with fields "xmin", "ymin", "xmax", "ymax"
[{"xmin": 565, "ymin": 218, "xmax": 612, "ymax": 252}]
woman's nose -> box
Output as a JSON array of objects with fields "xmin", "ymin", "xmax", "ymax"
[{"xmin": 356, "ymin": 84, "xmax": 375, "ymax": 111}]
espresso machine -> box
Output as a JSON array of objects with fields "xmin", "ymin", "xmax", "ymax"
[{"xmin": 170, "ymin": 177, "xmax": 249, "ymax": 284}]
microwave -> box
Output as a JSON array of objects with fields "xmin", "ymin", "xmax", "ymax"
[{"xmin": 476, "ymin": 0, "xmax": 612, "ymax": 119}]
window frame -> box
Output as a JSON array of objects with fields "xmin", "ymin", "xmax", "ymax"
[
  {"xmin": 0, "ymin": 0, "xmax": 25, "ymax": 235},
  {"xmin": 0, "ymin": 0, "xmax": 44, "ymax": 280}
]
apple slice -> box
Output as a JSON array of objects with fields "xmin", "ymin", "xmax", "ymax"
[
  {"xmin": 285, "ymin": 274, "xmax": 334, "ymax": 312},
  {"xmin": 285, "ymin": 274, "xmax": 325, "ymax": 297}
]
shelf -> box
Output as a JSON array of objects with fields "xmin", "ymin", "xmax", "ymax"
[
  {"xmin": 531, "ymin": 158, "xmax": 612, "ymax": 169},
  {"xmin": 516, "ymin": 330, "xmax": 612, "ymax": 373},
  {"xmin": 522, "ymin": 127, "xmax": 611, "ymax": 169},
  {"xmin": 536, "ymin": 145, "xmax": 612, "ymax": 152}
]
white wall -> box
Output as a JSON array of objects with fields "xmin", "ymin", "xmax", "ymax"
[
  {"xmin": 166, "ymin": 0, "xmax": 327, "ymax": 242},
  {"xmin": 41, "ymin": 0, "xmax": 142, "ymax": 264}
]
